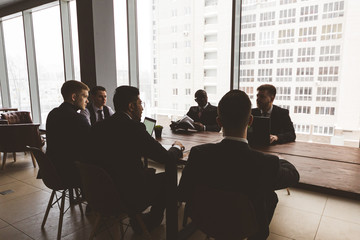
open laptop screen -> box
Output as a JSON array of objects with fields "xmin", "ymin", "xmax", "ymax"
[{"xmin": 143, "ymin": 117, "xmax": 156, "ymax": 136}]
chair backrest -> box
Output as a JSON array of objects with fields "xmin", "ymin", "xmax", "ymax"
[
  {"xmin": 26, "ymin": 146, "xmax": 65, "ymax": 191},
  {"xmin": 1, "ymin": 111, "xmax": 33, "ymax": 124},
  {"xmin": 0, "ymin": 124, "xmax": 42, "ymax": 152},
  {"xmin": 189, "ymin": 185, "xmax": 258, "ymax": 240},
  {"xmin": 76, "ymin": 162, "xmax": 129, "ymax": 216}
]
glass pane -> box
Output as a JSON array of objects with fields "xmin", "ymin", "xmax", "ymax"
[
  {"xmin": 2, "ymin": 16, "xmax": 31, "ymax": 111},
  {"xmin": 69, "ymin": 0, "xmax": 81, "ymax": 81},
  {"xmin": 239, "ymin": 0, "xmax": 360, "ymax": 147},
  {"xmin": 32, "ymin": 5, "xmax": 65, "ymax": 123},
  {"xmin": 138, "ymin": 0, "xmax": 232, "ymax": 125},
  {"xmin": 114, "ymin": 0, "xmax": 129, "ymax": 86}
]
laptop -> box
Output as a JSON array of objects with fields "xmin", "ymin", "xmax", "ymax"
[
  {"xmin": 248, "ymin": 116, "xmax": 271, "ymax": 146},
  {"xmin": 143, "ymin": 117, "xmax": 156, "ymax": 136}
]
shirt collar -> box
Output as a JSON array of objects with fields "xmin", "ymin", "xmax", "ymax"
[
  {"xmin": 260, "ymin": 104, "xmax": 273, "ymax": 116},
  {"xmin": 199, "ymin": 102, "xmax": 209, "ymax": 111},
  {"xmin": 223, "ymin": 135, "xmax": 248, "ymax": 144},
  {"xmin": 123, "ymin": 112, "xmax": 132, "ymax": 120},
  {"xmin": 92, "ymin": 103, "xmax": 103, "ymax": 112}
]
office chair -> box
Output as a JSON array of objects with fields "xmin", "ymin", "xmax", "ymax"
[
  {"xmin": 188, "ymin": 185, "xmax": 258, "ymax": 240},
  {"xmin": 26, "ymin": 146, "xmax": 83, "ymax": 240},
  {"xmin": 75, "ymin": 162, "xmax": 152, "ymax": 240}
]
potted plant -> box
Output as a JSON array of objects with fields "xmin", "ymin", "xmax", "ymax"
[{"xmin": 154, "ymin": 125, "xmax": 163, "ymax": 139}]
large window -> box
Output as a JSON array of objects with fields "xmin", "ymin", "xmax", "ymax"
[
  {"xmin": 137, "ymin": 0, "xmax": 232, "ymax": 125},
  {"xmin": 2, "ymin": 16, "xmax": 31, "ymax": 112},
  {"xmin": 238, "ymin": 0, "xmax": 360, "ymax": 147},
  {"xmin": 32, "ymin": 5, "xmax": 65, "ymax": 123},
  {"xmin": 69, "ymin": 1, "xmax": 81, "ymax": 81}
]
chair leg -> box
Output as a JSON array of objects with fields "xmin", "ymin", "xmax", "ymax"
[
  {"xmin": 287, "ymin": 187, "xmax": 291, "ymax": 195},
  {"xmin": 1, "ymin": 152, "xmax": 7, "ymax": 170},
  {"xmin": 89, "ymin": 213, "xmax": 102, "ymax": 240},
  {"xmin": 135, "ymin": 214, "xmax": 152, "ymax": 240},
  {"xmin": 119, "ymin": 220, "xmax": 125, "ymax": 239},
  {"xmin": 42, "ymin": 190, "xmax": 56, "ymax": 228},
  {"xmin": 13, "ymin": 152, "xmax": 16, "ymax": 162},
  {"xmin": 74, "ymin": 188, "xmax": 84, "ymax": 215},
  {"xmin": 57, "ymin": 190, "xmax": 66, "ymax": 240},
  {"xmin": 183, "ymin": 203, "xmax": 189, "ymax": 227},
  {"xmin": 30, "ymin": 152, "xmax": 37, "ymax": 168}
]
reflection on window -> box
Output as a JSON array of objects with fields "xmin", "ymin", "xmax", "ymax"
[
  {"xmin": 32, "ymin": 5, "xmax": 65, "ymax": 123},
  {"xmin": 2, "ymin": 16, "xmax": 31, "ymax": 112},
  {"xmin": 114, "ymin": 0, "xmax": 129, "ymax": 86}
]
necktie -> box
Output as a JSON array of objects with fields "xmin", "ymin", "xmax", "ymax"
[
  {"xmin": 198, "ymin": 109, "xmax": 203, "ymax": 119},
  {"xmin": 98, "ymin": 110, "xmax": 104, "ymax": 121}
]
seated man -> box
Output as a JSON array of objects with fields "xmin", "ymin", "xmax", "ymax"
[
  {"xmin": 90, "ymin": 86, "xmax": 184, "ymax": 233},
  {"xmin": 252, "ymin": 84, "xmax": 296, "ymax": 144},
  {"xmin": 178, "ymin": 90, "xmax": 300, "ymax": 239},
  {"xmin": 46, "ymin": 80, "xmax": 91, "ymax": 186},
  {"xmin": 184, "ymin": 89, "xmax": 220, "ymax": 132},
  {"xmin": 80, "ymin": 86, "xmax": 114, "ymax": 126}
]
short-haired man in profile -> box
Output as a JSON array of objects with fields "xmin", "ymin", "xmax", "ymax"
[
  {"xmin": 46, "ymin": 80, "xmax": 90, "ymax": 186},
  {"xmin": 178, "ymin": 90, "xmax": 299, "ymax": 239},
  {"xmin": 80, "ymin": 86, "xmax": 114, "ymax": 126},
  {"xmin": 185, "ymin": 89, "xmax": 220, "ymax": 132},
  {"xmin": 90, "ymin": 86, "xmax": 184, "ymax": 233},
  {"xmin": 252, "ymin": 84, "xmax": 296, "ymax": 144}
]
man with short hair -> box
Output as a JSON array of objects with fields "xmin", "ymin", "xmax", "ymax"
[
  {"xmin": 80, "ymin": 86, "xmax": 114, "ymax": 126},
  {"xmin": 46, "ymin": 80, "xmax": 91, "ymax": 186},
  {"xmin": 179, "ymin": 90, "xmax": 299, "ymax": 239},
  {"xmin": 90, "ymin": 85, "xmax": 184, "ymax": 233},
  {"xmin": 252, "ymin": 84, "xmax": 296, "ymax": 144},
  {"xmin": 185, "ymin": 89, "xmax": 220, "ymax": 132}
]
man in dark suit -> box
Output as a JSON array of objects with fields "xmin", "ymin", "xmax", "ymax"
[
  {"xmin": 252, "ymin": 84, "xmax": 296, "ymax": 144},
  {"xmin": 185, "ymin": 89, "xmax": 220, "ymax": 132},
  {"xmin": 80, "ymin": 86, "xmax": 114, "ymax": 126},
  {"xmin": 46, "ymin": 80, "xmax": 91, "ymax": 186},
  {"xmin": 178, "ymin": 90, "xmax": 299, "ymax": 240},
  {"xmin": 90, "ymin": 86, "xmax": 184, "ymax": 233}
]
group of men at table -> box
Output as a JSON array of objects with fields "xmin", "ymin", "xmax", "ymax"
[{"xmin": 45, "ymin": 80, "xmax": 299, "ymax": 239}]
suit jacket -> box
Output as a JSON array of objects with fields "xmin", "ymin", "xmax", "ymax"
[
  {"xmin": 178, "ymin": 139, "xmax": 299, "ymax": 239},
  {"xmin": 87, "ymin": 104, "xmax": 111, "ymax": 125},
  {"xmin": 186, "ymin": 103, "xmax": 220, "ymax": 132},
  {"xmin": 252, "ymin": 105, "xmax": 296, "ymax": 144},
  {"xmin": 46, "ymin": 102, "xmax": 91, "ymax": 185},
  {"xmin": 90, "ymin": 112, "xmax": 182, "ymax": 210}
]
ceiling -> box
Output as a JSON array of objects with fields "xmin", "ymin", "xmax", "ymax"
[{"xmin": 0, "ymin": 0, "xmax": 24, "ymax": 9}]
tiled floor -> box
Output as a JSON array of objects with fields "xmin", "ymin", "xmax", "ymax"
[{"xmin": 1, "ymin": 153, "xmax": 360, "ymax": 239}]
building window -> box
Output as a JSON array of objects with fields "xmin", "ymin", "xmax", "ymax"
[
  {"xmin": 205, "ymin": 0, "xmax": 218, "ymax": 7},
  {"xmin": 297, "ymin": 47, "xmax": 316, "ymax": 62},
  {"xmin": 171, "ymin": 25, "xmax": 177, "ymax": 33},
  {"xmin": 323, "ymin": 1, "xmax": 344, "ymax": 19},
  {"xmin": 298, "ymin": 26, "xmax": 317, "ymax": 42},
  {"xmin": 184, "ymin": 40, "xmax": 191, "ymax": 48},
  {"xmin": 295, "ymin": 87, "xmax": 312, "ymax": 101},
  {"xmin": 258, "ymin": 50, "xmax": 273, "ymax": 64},
  {"xmin": 172, "ymin": 42, "xmax": 177, "ymax": 49},
  {"xmin": 173, "ymin": 88, "xmax": 178, "ymax": 95},
  {"xmin": 259, "ymin": 31, "xmax": 274, "ymax": 45},
  {"xmin": 294, "ymin": 124, "xmax": 311, "ymax": 134},
  {"xmin": 185, "ymin": 73, "xmax": 191, "ymax": 79},
  {"xmin": 319, "ymin": 45, "xmax": 341, "ymax": 61},
  {"xmin": 172, "ymin": 58, "xmax": 178, "ymax": 64},
  {"xmin": 184, "ymin": 6, "xmax": 191, "ymax": 16},
  {"xmin": 172, "ymin": 73, "xmax": 178, "ymax": 80},
  {"xmin": 280, "ymin": 0, "xmax": 297, "ymax": 5},
  {"xmin": 204, "ymin": 16, "xmax": 218, "ymax": 25},
  {"xmin": 241, "ymin": 33, "xmax": 256, "ymax": 47},
  {"xmin": 316, "ymin": 87, "xmax": 337, "ymax": 101},
  {"xmin": 279, "ymin": 105, "xmax": 290, "ymax": 110},
  {"xmin": 185, "ymin": 88, "xmax": 191, "ymax": 95},
  {"xmin": 279, "ymin": 8, "xmax": 296, "ymax": 24},
  {"xmin": 318, "ymin": 66, "xmax": 339, "ymax": 81},
  {"xmin": 239, "ymin": 86, "xmax": 254, "ymax": 99},
  {"xmin": 315, "ymin": 107, "xmax": 335, "ymax": 115},
  {"xmin": 257, "ymin": 69, "xmax": 272, "ymax": 82},
  {"xmin": 171, "ymin": 9, "xmax": 177, "ymax": 17},
  {"xmin": 240, "ymin": 51, "xmax": 255, "ymax": 65},
  {"xmin": 300, "ymin": 5, "xmax": 319, "ymax": 22},
  {"xmin": 277, "ymin": 49, "xmax": 293, "ymax": 63},
  {"xmin": 276, "ymin": 68, "xmax": 293, "ymax": 82},
  {"xmin": 321, "ymin": 24, "xmax": 342, "ymax": 40},
  {"xmin": 296, "ymin": 67, "xmax": 314, "ymax": 81},
  {"xmin": 240, "ymin": 69, "xmax": 255, "ymax": 82},
  {"xmin": 294, "ymin": 106, "xmax": 311, "ymax": 114},
  {"xmin": 260, "ymin": 11, "xmax": 275, "ymax": 27},
  {"xmin": 241, "ymin": 14, "xmax": 256, "ymax": 29},
  {"xmin": 276, "ymin": 87, "xmax": 291, "ymax": 100},
  {"xmin": 204, "ymin": 34, "xmax": 217, "ymax": 43},
  {"xmin": 278, "ymin": 29, "xmax": 295, "ymax": 44},
  {"xmin": 313, "ymin": 125, "xmax": 334, "ymax": 135},
  {"xmin": 185, "ymin": 56, "xmax": 191, "ymax": 64}
]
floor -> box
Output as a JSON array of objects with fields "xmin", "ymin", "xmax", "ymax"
[{"xmin": 1, "ymin": 153, "xmax": 360, "ymax": 240}]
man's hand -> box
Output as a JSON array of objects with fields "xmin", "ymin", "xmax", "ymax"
[
  {"xmin": 172, "ymin": 141, "xmax": 185, "ymax": 151},
  {"xmin": 193, "ymin": 122, "xmax": 205, "ymax": 131},
  {"xmin": 270, "ymin": 134, "xmax": 278, "ymax": 144}
]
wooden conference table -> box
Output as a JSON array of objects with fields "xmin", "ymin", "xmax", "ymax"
[{"xmin": 157, "ymin": 127, "xmax": 360, "ymax": 239}]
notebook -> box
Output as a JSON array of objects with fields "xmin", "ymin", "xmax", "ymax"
[
  {"xmin": 248, "ymin": 116, "xmax": 271, "ymax": 146},
  {"xmin": 143, "ymin": 117, "xmax": 156, "ymax": 136}
]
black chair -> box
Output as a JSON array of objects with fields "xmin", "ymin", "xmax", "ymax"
[
  {"xmin": 75, "ymin": 162, "xmax": 152, "ymax": 240},
  {"xmin": 26, "ymin": 146, "xmax": 83, "ymax": 240},
  {"xmin": 187, "ymin": 185, "xmax": 258, "ymax": 240}
]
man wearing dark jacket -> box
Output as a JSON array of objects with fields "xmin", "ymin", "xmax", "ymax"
[
  {"xmin": 185, "ymin": 89, "xmax": 220, "ymax": 132},
  {"xmin": 252, "ymin": 84, "xmax": 296, "ymax": 144},
  {"xmin": 90, "ymin": 86, "xmax": 184, "ymax": 233},
  {"xmin": 178, "ymin": 90, "xmax": 300, "ymax": 239}
]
